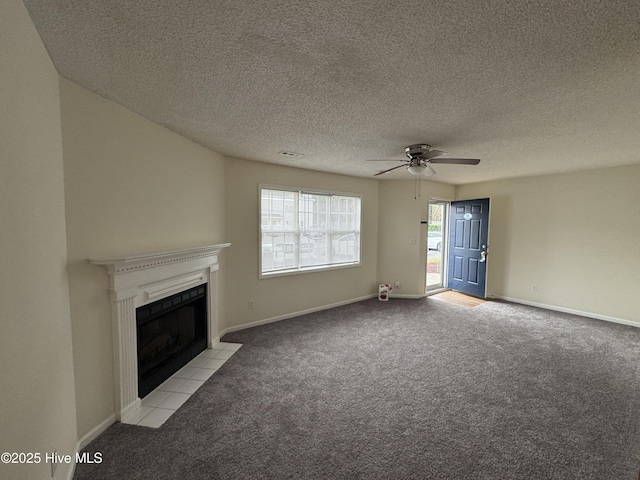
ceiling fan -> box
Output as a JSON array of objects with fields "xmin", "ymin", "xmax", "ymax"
[{"xmin": 367, "ymin": 144, "xmax": 480, "ymax": 176}]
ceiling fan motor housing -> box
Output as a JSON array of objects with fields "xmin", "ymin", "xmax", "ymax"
[{"xmin": 405, "ymin": 144, "xmax": 432, "ymax": 160}]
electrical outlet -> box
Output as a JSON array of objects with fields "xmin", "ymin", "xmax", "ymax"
[
  {"xmin": 395, "ymin": 280, "xmax": 400, "ymax": 288},
  {"xmin": 248, "ymin": 301, "xmax": 254, "ymax": 309}
]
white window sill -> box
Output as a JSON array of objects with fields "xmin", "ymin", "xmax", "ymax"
[{"xmin": 259, "ymin": 262, "xmax": 361, "ymax": 279}]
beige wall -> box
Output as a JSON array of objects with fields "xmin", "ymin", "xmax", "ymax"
[
  {"xmin": 223, "ymin": 158, "xmax": 379, "ymax": 330},
  {"xmin": 457, "ymin": 165, "xmax": 640, "ymax": 323},
  {"xmin": 60, "ymin": 79, "xmax": 226, "ymax": 439},
  {"xmin": 377, "ymin": 180, "xmax": 456, "ymax": 296},
  {"xmin": 0, "ymin": 1, "xmax": 77, "ymax": 479}
]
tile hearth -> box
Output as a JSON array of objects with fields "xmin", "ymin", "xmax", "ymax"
[{"xmin": 122, "ymin": 342, "xmax": 242, "ymax": 428}]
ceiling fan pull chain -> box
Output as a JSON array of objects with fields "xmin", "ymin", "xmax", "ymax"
[{"xmin": 414, "ymin": 173, "xmax": 423, "ymax": 199}]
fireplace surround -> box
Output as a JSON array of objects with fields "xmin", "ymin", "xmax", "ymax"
[{"xmin": 89, "ymin": 244, "xmax": 230, "ymax": 421}]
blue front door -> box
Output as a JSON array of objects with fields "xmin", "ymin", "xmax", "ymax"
[{"xmin": 447, "ymin": 198, "xmax": 490, "ymax": 298}]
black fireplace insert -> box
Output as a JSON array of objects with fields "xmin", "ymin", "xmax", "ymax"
[{"xmin": 136, "ymin": 284, "xmax": 207, "ymax": 398}]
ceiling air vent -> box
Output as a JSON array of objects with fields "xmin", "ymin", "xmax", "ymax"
[{"xmin": 279, "ymin": 151, "xmax": 305, "ymax": 158}]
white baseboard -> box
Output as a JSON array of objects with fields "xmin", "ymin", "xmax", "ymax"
[
  {"xmin": 66, "ymin": 461, "xmax": 76, "ymax": 480},
  {"xmin": 495, "ymin": 296, "xmax": 639, "ymax": 328},
  {"xmin": 77, "ymin": 413, "xmax": 117, "ymax": 451},
  {"xmin": 68, "ymin": 413, "xmax": 116, "ymax": 479},
  {"xmin": 218, "ymin": 294, "xmax": 378, "ymax": 337},
  {"xmin": 119, "ymin": 398, "xmax": 141, "ymax": 423},
  {"xmin": 388, "ymin": 293, "xmax": 428, "ymax": 299}
]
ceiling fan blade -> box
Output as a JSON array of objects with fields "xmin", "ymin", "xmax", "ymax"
[
  {"xmin": 373, "ymin": 164, "xmax": 407, "ymax": 176},
  {"xmin": 424, "ymin": 149, "xmax": 447, "ymax": 159},
  {"xmin": 366, "ymin": 158, "xmax": 406, "ymax": 162},
  {"xmin": 429, "ymin": 158, "xmax": 480, "ymax": 165}
]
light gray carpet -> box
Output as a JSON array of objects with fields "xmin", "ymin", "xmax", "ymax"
[{"xmin": 74, "ymin": 298, "xmax": 640, "ymax": 479}]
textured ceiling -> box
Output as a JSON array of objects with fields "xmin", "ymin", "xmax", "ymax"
[{"xmin": 23, "ymin": 0, "xmax": 640, "ymax": 184}]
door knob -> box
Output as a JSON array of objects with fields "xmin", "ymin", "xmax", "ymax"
[{"xmin": 480, "ymin": 251, "xmax": 487, "ymax": 263}]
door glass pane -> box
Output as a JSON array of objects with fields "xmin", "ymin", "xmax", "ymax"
[{"xmin": 427, "ymin": 202, "xmax": 447, "ymax": 291}]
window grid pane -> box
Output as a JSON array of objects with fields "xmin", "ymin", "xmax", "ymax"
[{"xmin": 261, "ymin": 188, "xmax": 361, "ymax": 274}]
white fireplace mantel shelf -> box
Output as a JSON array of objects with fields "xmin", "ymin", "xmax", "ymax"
[
  {"xmin": 89, "ymin": 243, "xmax": 230, "ymax": 421},
  {"xmin": 90, "ymin": 244, "xmax": 230, "ymax": 271},
  {"xmin": 90, "ymin": 244, "xmax": 230, "ymax": 279}
]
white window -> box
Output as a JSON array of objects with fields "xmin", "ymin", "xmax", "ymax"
[{"xmin": 260, "ymin": 185, "xmax": 362, "ymax": 277}]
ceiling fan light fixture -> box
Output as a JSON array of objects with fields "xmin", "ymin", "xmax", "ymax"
[
  {"xmin": 408, "ymin": 164, "xmax": 436, "ymax": 176},
  {"xmin": 424, "ymin": 164, "xmax": 436, "ymax": 176}
]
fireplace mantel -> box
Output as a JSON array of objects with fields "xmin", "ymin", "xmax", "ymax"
[{"xmin": 89, "ymin": 243, "xmax": 230, "ymax": 420}]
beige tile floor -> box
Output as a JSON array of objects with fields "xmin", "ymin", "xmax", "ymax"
[{"xmin": 122, "ymin": 342, "xmax": 242, "ymax": 428}]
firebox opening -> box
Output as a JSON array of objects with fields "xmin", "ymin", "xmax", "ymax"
[{"xmin": 136, "ymin": 284, "xmax": 207, "ymax": 398}]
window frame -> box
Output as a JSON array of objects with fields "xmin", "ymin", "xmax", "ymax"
[{"xmin": 258, "ymin": 183, "xmax": 363, "ymax": 279}]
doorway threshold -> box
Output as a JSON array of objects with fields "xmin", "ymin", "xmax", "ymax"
[
  {"xmin": 430, "ymin": 290, "xmax": 487, "ymax": 308},
  {"xmin": 426, "ymin": 287, "xmax": 449, "ymax": 297}
]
